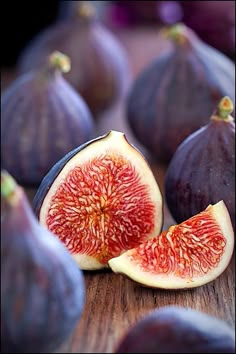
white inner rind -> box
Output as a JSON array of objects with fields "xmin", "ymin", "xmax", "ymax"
[
  {"xmin": 73, "ymin": 254, "xmax": 109, "ymax": 270},
  {"xmin": 39, "ymin": 131, "xmax": 163, "ymax": 270},
  {"xmin": 108, "ymin": 201, "xmax": 234, "ymax": 289}
]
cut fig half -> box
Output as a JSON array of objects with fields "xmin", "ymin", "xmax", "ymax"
[
  {"xmin": 108, "ymin": 201, "xmax": 234, "ymax": 289},
  {"xmin": 33, "ymin": 131, "xmax": 163, "ymax": 270}
]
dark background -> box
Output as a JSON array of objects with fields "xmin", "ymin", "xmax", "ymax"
[
  {"xmin": 1, "ymin": 1, "xmax": 60, "ymax": 66},
  {"xmin": 2, "ymin": 0, "xmax": 235, "ymax": 67}
]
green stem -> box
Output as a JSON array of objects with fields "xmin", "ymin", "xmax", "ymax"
[
  {"xmin": 161, "ymin": 23, "xmax": 189, "ymax": 44},
  {"xmin": 217, "ymin": 96, "xmax": 234, "ymax": 120},
  {"xmin": 76, "ymin": 1, "xmax": 96, "ymax": 19},
  {"xmin": 1, "ymin": 170, "xmax": 17, "ymax": 203},
  {"xmin": 49, "ymin": 51, "xmax": 71, "ymax": 73}
]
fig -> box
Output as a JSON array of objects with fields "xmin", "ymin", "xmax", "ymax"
[
  {"xmin": 1, "ymin": 170, "xmax": 85, "ymax": 353},
  {"xmin": 33, "ymin": 130, "xmax": 163, "ymax": 270},
  {"xmin": 17, "ymin": 1, "xmax": 130, "ymax": 116},
  {"xmin": 108, "ymin": 201, "xmax": 234, "ymax": 289},
  {"xmin": 181, "ymin": 1, "xmax": 235, "ymax": 60},
  {"xmin": 115, "ymin": 305, "xmax": 236, "ymax": 353},
  {"xmin": 105, "ymin": 1, "xmax": 184, "ymax": 28},
  {"xmin": 1, "ymin": 51, "xmax": 95, "ymax": 187},
  {"xmin": 165, "ymin": 96, "xmax": 235, "ymax": 229},
  {"xmin": 126, "ymin": 23, "xmax": 235, "ymax": 163}
]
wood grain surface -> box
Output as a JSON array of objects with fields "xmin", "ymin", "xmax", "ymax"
[{"xmin": 2, "ymin": 27, "xmax": 235, "ymax": 354}]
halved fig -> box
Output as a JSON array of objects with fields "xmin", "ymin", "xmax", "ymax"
[
  {"xmin": 108, "ymin": 201, "xmax": 234, "ymax": 289},
  {"xmin": 33, "ymin": 131, "xmax": 163, "ymax": 270}
]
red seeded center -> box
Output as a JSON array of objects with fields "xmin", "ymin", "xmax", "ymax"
[
  {"xmin": 46, "ymin": 153, "xmax": 155, "ymax": 263},
  {"xmin": 129, "ymin": 210, "xmax": 226, "ymax": 278}
]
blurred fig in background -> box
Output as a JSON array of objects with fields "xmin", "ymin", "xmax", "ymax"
[
  {"xmin": 126, "ymin": 23, "xmax": 235, "ymax": 164},
  {"xmin": 104, "ymin": 1, "xmax": 184, "ymax": 28},
  {"xmin": 104, "ymin": 1, "xmax": 235, "ymax": 60},
  {"xmin": 115, "ymin": 306, "xmax": 235, "ymax": 353},
  {"xmin": 17, "ymin": 1, "xmax": 131, "ymax": 117},
  {"xmin": 181, "ymin": 1, "xmax": 235, "ymax": 60}
]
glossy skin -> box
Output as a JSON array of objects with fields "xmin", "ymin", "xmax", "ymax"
[
  {"xmin": 165, "ymin": 115, "xmax": 235, "ymax": 229},
  {"xmin": 115, "ymin": 306, "xmax": 235, "ymax": 353}
]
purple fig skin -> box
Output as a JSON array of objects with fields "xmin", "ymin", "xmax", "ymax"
[
  {"xmin": 126, "ymin": 24, "xmax": 235, "ymax": 163},
  {"xmin": 181, "ymin": 1, "xmax": 235, "ymax": 59},
  {"xmin": 1, "ymin": 171, "xmax": 85, "ymax": 353},
  {"xmin": 1, "ymin": 59, "xmax": 95, "ymax": 187},
  {"xmin": 115, "ymin": 306, "xmax": 235, "ymax": 353},
  {"xmin": 17, "ymin": 4, "xmax": 130, "ymax": 116},
  {"xmin": 164, "ymin": 97, "xmax": 235, "ymax": 229}
]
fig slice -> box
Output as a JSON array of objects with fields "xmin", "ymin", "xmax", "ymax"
[
  {"xmin": 108, "ymin": 201, "xmax": 234, "ymax": 289},
  {"xmin": 33, "ymin": 130, "xmax": 163, "ymax": 270}
]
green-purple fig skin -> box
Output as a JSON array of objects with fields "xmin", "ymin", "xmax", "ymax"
[
  {"xmin": 115, "ymin": 306, "xmax": 235, "ymax": 353},
  {"xmin": 33, "ymin": 132, "xmax": 109, "ymax": 219},
  {"xmin": 126, "ymin": 28, "xmax": 235, "ymax": 163},
  {"xmin": 17, "ymin": 19, "xmax": 130, "ymax": 116},
  {"xmin": 1, "ymin": 71, "xmax": 95, "ymax": 187},
  {"xmin": 1, "ymin": 179, "xmax": 85, "ymax": 353},
  {"xmin": 164, "ymin": 116, "xmax": 235, "ymax": 229}
]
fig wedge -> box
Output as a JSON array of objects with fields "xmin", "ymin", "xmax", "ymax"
[{"xmin": 108, "ymin": 201, "xmax": 234, "ymax": 289}]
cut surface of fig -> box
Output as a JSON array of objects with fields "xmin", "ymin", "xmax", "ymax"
[
  {"xmin": 108, "ymin": 201, "xmax": 234, "ymax": 289},
  {"xmin": 33, "ymin": 131, "xmax": 163, "ymax": 270}
]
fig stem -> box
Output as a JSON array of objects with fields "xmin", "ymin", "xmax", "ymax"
[
  {"xmin": 161, "ymin": 23, "xmax": 188, "ymax": 44},
  {"xmin": 1, "ymin": 170, "xmax": 18, "ymax": 204},
  {"xmin": 76, "ymin": 1, "xmax": 96, "ymax": 19},
  {"xmin": 49, "ymin": 51, "xmax": 71, "ymax": 73},
  {"xmin": 217, "ymin": 96, "xmax": 234, "ymax": 119}
]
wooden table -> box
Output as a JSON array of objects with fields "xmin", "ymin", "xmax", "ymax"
[{"xmin": 2, "ymin": 27, "xmax": 235, "ymax": 353}]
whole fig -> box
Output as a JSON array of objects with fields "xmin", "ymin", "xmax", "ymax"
[
  {"xmin": 126, "ymin": 23, "xmax": 235, "ymax": 163},
  {"xmin": 165, "ymin": 96, "xmax": 235, "ymax": 229},
  {"xmin": 1, "ymin": 51, "xmax": 95, "ymax": 186},
  {"xmin": 1, "ymin": 170, "xmax": 85, "ymax": 353}
]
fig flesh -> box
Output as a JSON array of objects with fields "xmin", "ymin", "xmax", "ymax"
[
  {"xmin": 33, "ymin": 131, "xmax": 163, "ymax": 270},
  {"xmin": 1, "ymin": 170, "xmax": 85, "ymax": 353},
  {"xmin": 108, "ymin": 201, "xmax": 234, "ymax": 289},
  {"xmin": 115, "ymin": 305, "xmax": 235, "ymax": 353},
  {"xmin": 165, "ymin": 96, "xmax": 235, "ymax": 229}
]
